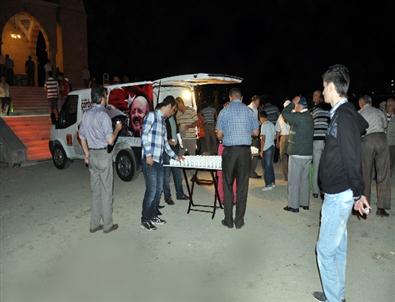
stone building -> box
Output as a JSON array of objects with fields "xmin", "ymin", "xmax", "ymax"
[{"xmin": 0, "ymin": 0, "xmax": 88, "ymax": 88}]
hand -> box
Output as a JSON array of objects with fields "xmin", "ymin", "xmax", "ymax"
[
  {"xmin": 146, "ymin": 156, "xmax": 154, "ymax": 166},
  {"xmin": 84, "ymin": 153, "xmax": 89, "ymax": 165},
  {"xmin": 259, "ymin": 151, "xmax": 264, "ymax": 158},
  {"xmin": 168, "ymin": 139, "xmax": 176, "ymax": 146},
  {"xmin": 176, "ymin": 155, "xmax": 185, "ymax": 161},
  {"xmin": 354, "ymin": 195, "xmax": 370, "ymax": 216}
]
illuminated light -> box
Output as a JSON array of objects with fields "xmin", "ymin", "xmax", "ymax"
[
  {"xmin": 10, "ymin": 33, "xmax": 21, "ymax": 39},
  {"xmin": 181, "ymin": 90, "xmax": 192, "ymax": 102}
]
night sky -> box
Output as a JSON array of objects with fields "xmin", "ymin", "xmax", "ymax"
[{"xmin": 83, "ymin": 0, "xmax": 394, "ymax": 104}]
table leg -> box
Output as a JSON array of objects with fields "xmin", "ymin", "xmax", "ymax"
[{"xmin": 183, "ymin": 169, "xmax": 194, "ymax": 214}]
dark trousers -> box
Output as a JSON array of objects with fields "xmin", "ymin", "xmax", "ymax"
[
  {"xmin": 279, "ymin": 135, "xmax": 289, "ymax": 180},
  {"xmin": 390, "ymin": 145, "xmax": 395, "ymax": 177},
  {"xmin": 361, "ymin": 133, "xmax": 391, "ymax": 209},
  {"xmin": 163, "ymin": 145, "xmax": 185, "ymax": 199},
  {"xmin": 27, "ymin": 72, "xmax": 35, "ymax": 86},
  {"xmin": 222, "ymin": 146, "xmax": 251, "ymax": 226},
  {"xmin": 142, "ymin": 160, "xmax": 164, "ymax": 222},
  {"xmin": 262, "ymin": 145, "xmax": 275, "ymax": 186}
]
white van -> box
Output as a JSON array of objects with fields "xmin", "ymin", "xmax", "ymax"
[{"xmin": 49, "ymin": 73, "xmax": 242, "ymax": 181}]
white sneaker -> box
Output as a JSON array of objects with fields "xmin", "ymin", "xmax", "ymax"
[{"xmin": 261, "ymin": 185, "xmax": 273, "ymax": 191}]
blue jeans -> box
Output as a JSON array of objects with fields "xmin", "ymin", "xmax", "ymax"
[
  {"xmin": 316, "ymin": 189, "xmax": 353, "ymax": 302},
  {"xmin": 141, "ymin": 160, "xmax": 164, "ymax": 222},
  {"xmin": 262, "ymin": 145, "xmax": 275, "ymax": 186},
  {"xmin": 163, "ymin": 150, "xmax": 185, "ymax": 199}
]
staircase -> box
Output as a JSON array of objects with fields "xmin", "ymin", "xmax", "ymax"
[
  {"xmin": 10, "ymin": 86, "xmax": 48, "ymax": 114},
  {"xmin": 2, "ymin": 115, "xmax": 52, "ymax": 161}
]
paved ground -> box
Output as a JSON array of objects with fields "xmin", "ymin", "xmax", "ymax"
[{"xmin": 0, "ymin": 160, "xmax": 394, "ymax": 302}]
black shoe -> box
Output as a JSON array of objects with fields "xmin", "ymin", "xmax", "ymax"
[
  {"xmin": 158, "ymin": 204, "xmax": 165, "ymax": 209},
  {"xmin": 235, "ymin": 221, "xmax": 245, "ymax": 229},
  {"xmin": 151, "ymin": 216, "xmax": 167, "ymax": 225},
  {"xmin": 283, "ymin": 206, "xmax": 299, "ymax": 213},
  {"xmin": 89, "ymin": 225, "xmax": 103, "ymax": 233},
  {"xmin": 313, "ymin": 193, "xmax": 319, "ymax": 198},
  {"xmin": 141, "ymin": 221, "xmax": 157, "ymax": 231},
  {"xmin": 165, "ymin": 198, "xmax": 175, "ymax": 205},
  {"xmin": 157, "ymin": 210, "xmax": 162, "ymax": 216},
  {"xmin": 376, "ymin": 208, "xmax": 390, "ymax": 217},
  {"xmin": 312, "ymin": 291, "xmax": 345, "ymax": 302},
  {"xmin": 300, "ymin": 205, "xmax": 309, "ymax": 210},
  {"xmin": 221, "ymin": 219, "xmax": 233, "ymax": 228},
  {"xmin": 177, "ymin": 194, "xmax": 189, "ymax": 200},
  {"xmin": 103, "ymin": 224, "xmax": 119, "ymax": 233}
]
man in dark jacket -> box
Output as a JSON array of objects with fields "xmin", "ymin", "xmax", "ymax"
[
  {"xmin": 313, "ymin": 65, "xmax": 370, "ymax": 302},
  {"xmin": 282, "ymin": 96, "xmax": 314, "ymax": 212},
  {"xmin": 163, "ymin": 109, "xmax": 189, "ymax": 205}
]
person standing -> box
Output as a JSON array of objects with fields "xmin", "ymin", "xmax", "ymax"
[
  {"xmin": 78, "ymin": 86, "xmax": 122, "ymax": 234},
  {"xmin": 44, "ymin": 71, "xmax": 59, "ymax": 123},
  {"xmin": 282, "ymin": 96, "xmax": 314, "ymax": 212},
  {"xmin": 0, "ymin": 75, "xmax": 11, "ymax": 115},
  {"xmin": 248, "ymin": 95, "xmax": 261, "ymax": 178},
  {"xmin": 200, "ymin": 100, "xmax": 218, "ymax": 155},
  {"xmin": 275, "ymin": 100, "xmax": 291, "ymax": 181},
  {"xmin": 386, "ymin": 96, "xmax": 395, "ymax": 176},
  {"xmin": 81, "ymin": 67, "xmax": 90, "ymax": 88},
  {"xmin": 358, "ymin": 95, "xmax": 391, "ymax": 217},
  {"xmin": 25, "ymin": 56, "xmax": 35, "ymax": 86},
  {"xmin": 5, "ymin": 54, "xmax": 14, "ymax": 85},
  {"xmin": 163, "ymin": 110, "xmax": 189, "ymax": 205},
  {"xmin": 176, "ymin": 97, "xmax": 198, "ymax": 155},
  {"xmin": 44, "ymin": 59, "xmax": 53, "ymax": 80},
  {"xmin": 141, "ymin": 96, "xmax": 183, "ymax": 230},
  {"xmin": 0, "ymin": 52, "xmax": 5, "ymax": 78},
  {"xmin": 310, "ymin": 90, "xmax": 330, "ymax": 198},
  {"xmin": 259, "ymin": 110, "xmax": 276, "ymax": 191},
  {"xmin": 216, "ymin": 88, "xmax": 259, "ymax": 229},
  {"xmin": 313, "ymin": 64, "xmax": 370, "ymax": 302}
]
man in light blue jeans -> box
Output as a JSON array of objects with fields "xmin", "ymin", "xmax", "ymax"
[{"xmin": 313, "ymin": 64, "xmax": 370, "ymax": 302}]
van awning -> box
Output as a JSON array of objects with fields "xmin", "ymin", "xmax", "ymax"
[{"xmin": 154, "ymin": 73, "xmax": 243, "ymax": 87}]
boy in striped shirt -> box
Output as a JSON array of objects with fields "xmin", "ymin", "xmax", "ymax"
[{"xmin": 44, "ymin": 71, "xmax": 59, "ymax": 122}]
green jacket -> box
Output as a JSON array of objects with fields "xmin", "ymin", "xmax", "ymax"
[{"xmin": 282, "ymin": 103, "xmax": 314, "ymax": 156}]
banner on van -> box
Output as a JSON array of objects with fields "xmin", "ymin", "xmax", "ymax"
[{"xmin": 108, "ymin": 84, "xmax": 154, "ymax": 137}]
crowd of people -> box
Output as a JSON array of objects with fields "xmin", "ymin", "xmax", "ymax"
[{"xmin": 79, "ymin": 65, "xmax": 393, "ymax": 302}]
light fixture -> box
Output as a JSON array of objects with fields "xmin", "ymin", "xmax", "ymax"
[
  {"xmin": 10, "ymin": 33, "xmax": 21, "ymax": 39},
  {"xmin": 10, "ymin": 16, "xmax": 22, "ymax": 39},
  {"xmin": 181, "ymin": 90, "xmax": 192, "ymax": 102}
]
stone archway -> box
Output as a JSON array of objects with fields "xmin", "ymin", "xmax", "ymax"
[{"xmin": 1, "ymin": 12, "xmax": 50, "ymax": 85}]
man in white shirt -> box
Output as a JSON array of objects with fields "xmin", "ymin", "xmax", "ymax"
[
  {"xmin": 249, "ymin": 95, "xmax": 261, "ymax": 178},
  {"xmin": 275, "ymin": 100, "xmax": 291, "ymax": 181}
]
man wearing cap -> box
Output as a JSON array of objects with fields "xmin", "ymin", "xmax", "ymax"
[{"xmin": 282, "ymin": 96, "xmax": 314, "ymax": 212}]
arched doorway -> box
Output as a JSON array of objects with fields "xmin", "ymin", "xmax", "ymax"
[{"xmin": 1, "ymin": 12, "xmax": 50, "ymax": 86}]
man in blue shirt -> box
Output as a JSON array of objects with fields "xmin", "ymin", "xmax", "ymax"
[
  {"xmin": 141, "ymin": 96, "xmax": 183, "ymax": 231},
  {"xmin": 216, "ymin": 88, "xmax": 259, "ymax": 229}
]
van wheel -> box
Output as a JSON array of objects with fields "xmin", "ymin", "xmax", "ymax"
[
  {"xmin": 52, "ymin": 144, "xmax": 70, "ymax": 169},
  {"xmin": 115, "ymin": 150, "xmax": 136, "ymax": 181}
]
